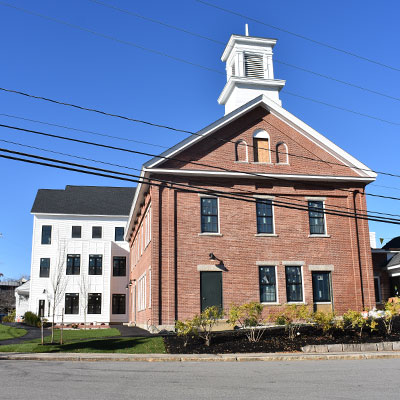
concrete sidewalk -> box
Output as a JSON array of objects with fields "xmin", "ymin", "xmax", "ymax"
[{"xmin": 1, "ymin": 351, "xmax": 400, "ymax": 362}]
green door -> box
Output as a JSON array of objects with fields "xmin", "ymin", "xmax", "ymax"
[{"xmin": 200, "ymin": 271, "xmax": 222, "ymax": 312}]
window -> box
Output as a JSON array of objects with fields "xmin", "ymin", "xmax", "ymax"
[
  {"xmin": 115, "ymin": 227, "xmax": 124, "ymax": 242},
  {"xmin": 38, "ymin": 300, "xmax": 45, "ymax": 317},
  {"xmin": 374, "ymin": 276, "xmax": 382, "ymax": 303},
  {"xmin": 253, "ymin": 130, "xmax": 270, "ymax": 163},
  {"xmin": 256, "ymin": 199, "xmax": 273, "ymax": 234},
  {"xmin": 112, "ymin": 294, "xmax": 126, "ymax": 314},
  {"xmin": 65, "ymin": 293, "xmax": 79, "ymax": 314},
  {"xmin": 72, "ymin": 226, "xmax": 81, "ymax": 238},
  {"xmin": 276, "ymin": 142, "xmax": 289, "ymax": 164},
  {"xmin": 41, "ymin": 225, "xmax": 52, "ymax": 245},
  {"xmin": 312, "ymin": 272, "xmax": 332, "ymax": 303},
  {"xmin": 39, "ymin": 258, "xmax": 50, "ymax": 278},
  {"xmin": 201, "ymin": 197, "xmax": 218, "ymax": 233},
  {"xmin": 308, "ymin": 201, "xmax": 326, "ymax": 235},
  {"xmin": 244, "ymin": 53, "xmax": 264, "ymax": 78},
  {"xmin": 92, "ymin": 226, "xmax": 102, "ymax": 239},
  {"xmin": 235, "ymin": 140, "xmax": 248, "ymax": 162},
  {"xmin": 138, "ymin": 273, "xmax": 147, "ymax": 311},
  {"xmin": 259, "ymin": 266, "xmax": 277, "ymax": 303},
  {"xmin": 88, "ymin": 293, "xmax": 101, "ymax": 314},
  {"xmin": 66, "ymin": 254, "xmax": 80, "ymax": 275},
  {"xmin": 285, "ymin": 266, "xmax": 303, "ymax": 302},
  {"xmin": 89, "ymin": 255, "xmax": 102, "ymax": 275},
  {"xmin": 113, "ymin": 256, "xmax": 126, "ymax": 276}
]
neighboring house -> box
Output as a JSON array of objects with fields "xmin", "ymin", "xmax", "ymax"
[
  {"xmin": 125, "ymin": 33, "xmax": 377, "ymax": 330},
  {"xmin": 0, "ymin": 279, "xmax": 26, "ymax": 314},
  {"xmin": 15, "ymin": 280, "xmax": 30, "ymax": 321},
  {"xmin": 372, "ymin": 236, "xmax": 400, "ymax": 305},
  {"xmin": 28, "ymin": 185, "xmax": 135, "ymax": 324}
]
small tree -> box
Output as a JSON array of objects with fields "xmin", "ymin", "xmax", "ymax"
[
  {"xmin": 228, "ymin": 302, "xmax": 266, "ymax": 343},
  {"xmin": 275, "ymin": 304, "xmax": 312, "ymax": 340},
  {"xmin": 342, "ymin": 310, "xmax": 378, "ymax": 338},
  {"xmin": 175, "ymin": 319, "xmax": 198, "ymax": 347},
  {"xmin": 192, "ymin": 306, "xmax": 224, "ymax": 346},
  {"xmin": 382, "ymin": 301, "xmax": 400, "ymax": 336},
  {"xmin": 79, "ymin": 274, "xmax": 89, "ymax": 330},
  {"xmin": 49, "ymin": 242, "xmax": 68, "ymax": 343}
]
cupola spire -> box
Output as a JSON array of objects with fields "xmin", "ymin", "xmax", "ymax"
[{"xmin": 218, "ymin": 34, "xmax": 286, "ymax": 115}]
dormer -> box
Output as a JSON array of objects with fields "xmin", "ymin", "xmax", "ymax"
[{"xmin": 218, "ymin": 34, "xmax": 286, "ymax": 115}]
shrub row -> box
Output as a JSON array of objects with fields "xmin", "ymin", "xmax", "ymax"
[{"xmin": 23, "ymin": 311, "xmax": 41, "ymax": 327}]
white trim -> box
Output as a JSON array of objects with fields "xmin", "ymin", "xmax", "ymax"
[
  {"xmin": 199, "ymin": 195, "xmax": 221, "ymax": 235},
  {"xmin": 33, "ymin": 212, "xmax": 128, "ymax": 218},
  {"xmin": 258, "ymin": 264, "xmax": 279, "ymax": 304},
  {"xmin": 308, "ymin": 199, "xmax": 328, "ymax": 237},
  {"xmin": 255, "ymin": 233, "xmax": 278, "ymax": 237},
  {"xmin": 235, "ymin": 139, "xmax": 249, "ymax": 162},
  {"xmin": 308, "ymin": 234, "xmax": 331, "ymax": 238},
  {"xmin": 276, "ymin": 142, "xmax": 289, "ymax": 165},
  {"xmin": 144, "ymin": 168, "xmax": 375, "ymax": 183},
  {"xmin": 285, "ymin": 265, "xmax": 305, "ymax": 304}
]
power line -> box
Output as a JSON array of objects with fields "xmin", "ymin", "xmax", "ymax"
[
  {"xmin": 195, "ymin": 0, "xmax": 400, "ymax": 73},
  {"xmin": 4, "ymin": 136, "xmax": 400, "ymax": 219},
  {"xmin": 1, "ymin": 146, "xmax": 399, "ymax": 225},
  {"xmin": 2, "ymin": 87, "xmax": 400, "ymax": 179},
  {"xmin": 89, "ymin": 0, "xmax": 400, "ymax": 104},
  {"xmin": 2, "ymin": 2, "xmax": 400, "ymax": 127},
  {"xmin": 1, "ymin": 122, "xmax": 400, "ymax": 204},
  {"xmin": 0, "ymin": 112, "xmax": 168, "ymax": 149}
]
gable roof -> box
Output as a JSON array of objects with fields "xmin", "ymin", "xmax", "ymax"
[
  {"xmin": 383, "ymin": 236, "xmax": 400, "ymax": 250},
  {"xmin": 387, "ymin": 253, "xmax": 400, "ymax": 268},
  {"xmin": 31, "ymin": 185, "xmax": 136, "ymax": 216},
  {"xmin": 144, "ymin": 94, "xmax": 376, "ymax": 180}
]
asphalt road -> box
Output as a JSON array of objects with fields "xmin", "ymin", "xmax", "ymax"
[{"xmin": 1, "ymin": 359, "xmax": 399, "ymax": 399}]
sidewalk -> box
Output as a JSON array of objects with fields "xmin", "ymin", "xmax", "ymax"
[{"xmin": 1, "ymin": 351, "xmax": 400, "ymax": 362}]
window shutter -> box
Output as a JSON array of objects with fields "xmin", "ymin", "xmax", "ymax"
[{"xmin": 244, "ymin": 53, "xmax": 264, "ymax": 78}]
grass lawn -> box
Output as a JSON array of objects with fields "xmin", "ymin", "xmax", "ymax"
[
  {"xmin": 45, "ymin": 327, "xmax": 122, "ymax": 342},
  {"xmin": 0, "ymin": 336, "xmax": 166, "ymax": 354},
  {"xmin": 0, "ymin": 324, "xmax": 27, "ymax": 341}
]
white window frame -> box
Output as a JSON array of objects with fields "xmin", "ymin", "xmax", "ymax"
[
  {"xmin": 259, "ymin": 265, "xmax": 279, "ymax": 305},
  {"xmin": 253, "ymin": 129, "xmax": 272, "ymax": 164},
  {"xmin": 198, "ymin": 194, "xmax": 221, "ymax": 236},
  {"xmin": 235, "ymin": 139, "xmax": 249, "ymax": 163},
  {"xmin": 138, "ymin": 272, "xmax": 147, "ymax": 312},
  {"xmin": 148, "ymin": 266, "xmax": 152, "ymax": 309},
  {"xmin": 254, "ymin": 195, "xmax": 277, "ymax": 236},
  {"xmin": 285, "ymin": 264, "xmax": 305, "ymax": 304},
  {"xmin": 306, "ymin": 197, "xmax": 329, "ymax": 238},
  {"xmin": 276, "ymin": 142, "xmax": 289, "ymax": 165}
]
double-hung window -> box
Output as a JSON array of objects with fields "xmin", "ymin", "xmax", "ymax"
[
  {"xmin": 39, "ymin": 258, "xmax": 50, "ymax": 278},
  {"xmin": 71, "ymin": 226, "xmax": 81, "ymax": 238},
  {"xmin": 88, "ymin": 293, "xmax": 102, "ymax": 314},
  {"xmin": 259, "ymin": 266, "xmax": 277, "ymax": 302},
  {"xmin": 92, "ymin": 226, "xmax": 102, "ymax": 239},
  {"xmin": 201, "ymin": 197, "xmax": 218, "ymax": 233},
  {"xmin": 65, "ymin": 293, "xmax": 79, "ymax": 314},
  {"xmin": 115, "ymin": 227, "xmax": 124, "ymax": 242},
  {"xmin": 41, "ymin": 225, "xmax": 52, "ymax": 245},
  {"xmin": 285, "ymin": 266, "xmax": 303, "ymax": 302},
  {"xmin": 113, "ymin": 256, "xmax": 126, "ymax": 276},
  {"xmin": 66, "ymin": 254, "xmax": 80, "ymax": 275},
  {"xmin": 308, "ymin": 201, "xmax": 326, "ymax": 235},
  {"xmin": 256, "ymin": 199, "xmax": 273, "ymax": 234},
  {"xmin": 89, "ymin": 255, "xmax": 102, "ymax": 275},
  {"xmin": 112, "ymin": 294, "xmax": 126, "ymax": 314}
]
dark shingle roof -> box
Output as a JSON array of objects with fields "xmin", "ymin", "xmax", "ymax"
[
  {"xmin": 387, "ymin": 253, "xmax": 400, "ymax": 268},
  {"xmin": 383, "ymin": 236, "xmax": 400, "ymax": 250},
  {"xmin": 31, "ymin": 186, "xmax": 136, "ymax": 216}
]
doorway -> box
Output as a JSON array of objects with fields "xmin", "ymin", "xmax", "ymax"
[{"xmin": 200, "ymin": 271, "xmax": 222, "ymax": 312}]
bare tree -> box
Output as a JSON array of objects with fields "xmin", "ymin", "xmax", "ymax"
[
  {"xmin": 79, "ymin": 274, "xmax": 89, "ymax": 330},
  {"xmin": 0, "ymin": 289, "xmax": 15, "ymax": 314},
  {"xmin": 48, "ymin": 242, "xmax": 68, "ymax": 343}
]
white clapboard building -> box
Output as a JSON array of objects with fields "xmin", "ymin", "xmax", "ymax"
[{"xmin": 23, "ymin": 185, "xmax": 135, "ymax": 325}]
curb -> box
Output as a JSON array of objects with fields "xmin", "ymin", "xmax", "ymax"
[{"xmin": 1, "ymin": 351, "xmax": 400, "ymax": 362}]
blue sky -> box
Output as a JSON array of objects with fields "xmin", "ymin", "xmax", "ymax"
[{"xmin": 0, "ymin": 0, "xmax": 399, "ymax": 279}]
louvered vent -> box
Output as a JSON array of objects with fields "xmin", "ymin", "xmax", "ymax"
[
  {"xmin": 244, "ymin": 53, "xmax": 264, "ymax": 78},
  {"xmin": 231, "ymin": 62, "xmax": 236, "ymax": 77}
]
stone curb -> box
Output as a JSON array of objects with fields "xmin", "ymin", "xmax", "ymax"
[
  {"xmin": 302, "ymin": 341, "xmax": 400, "ymax": 353},
  {"xmin": 1, "ymin": 351, "xmax": 400, "ymax": 362}
]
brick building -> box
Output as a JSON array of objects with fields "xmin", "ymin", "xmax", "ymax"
[{"xmin": 126, "ymin": 33, "xmax": 377, "ymax": 330}]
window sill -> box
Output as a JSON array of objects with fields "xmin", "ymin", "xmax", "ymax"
[
  {"xmin": 285, "ymin": 302, "xmax": 308, "ymax": 305},
  {"xmin": 314, "ymin": 302, "xmax": 332, "ymax": 305},
  {"xmin": 261, "ymin": 302, "xmax": 281, "ymax": 306},
  {"xmin": 255, "ymin": 233, "xmax": 278, "ymax": 237},
  {"xmin": 308, "ymin": 234, "xmax": 330, "ymax": 238},
  {"xmin": 198, "ymin": 233, "xmax": 223, "ymax": 237}
]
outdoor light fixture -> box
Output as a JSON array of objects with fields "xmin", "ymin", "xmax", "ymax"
[
  {"xmin": 209, "ymin": 253, "xmax": 223, "ymax": 265},
  {"xmin": 126, "ymin": 279, "xmax": 136, "ymax": 289}
]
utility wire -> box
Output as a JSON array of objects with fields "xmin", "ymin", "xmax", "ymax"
[
  {"xmin": 2, "ymin": 2, "xmax": 400, "ymax": 127},
  {"xmin": 1, "ymin": 122, "xmax": 400, "ymax": 204},
  {"xmin": 2, "ymin": 87, "xmax": 400, "ymax": 179},
  {"xmin": 89, "ymin": 0, "xmax": 400, "ymax": 104},
  {"xmin": 1, "ymin": 147, "xmax": 399, "ymax": 225},
  {"xmin": 4, "ymin": 136, "xmax": 400, "ymax": 219},
  {"xmin": 0, "ymin": 113, "xmax": 168, "ymax": 149},
  {"xmin": 195, "ymin": 0, "xmax": 400, "ymax": 73}
]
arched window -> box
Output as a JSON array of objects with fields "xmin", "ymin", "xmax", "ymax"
[
  {"xmin": 276, "ymin": 142, "xmax": 289, "ymax": 164},
  {"xmin": 253, "ymin": 129, "xmax": 271, "ymax": 163},
  {"xmin": 235, "ymin": 140, "xmax": 248, "ymax": 162}
]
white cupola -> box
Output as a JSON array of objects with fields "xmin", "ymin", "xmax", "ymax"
[{"xmin": 218, "ymin": 32, "xmax": 286, "ymax": 115}]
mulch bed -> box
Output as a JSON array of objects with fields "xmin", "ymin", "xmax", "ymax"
[{"xmin": 163, "ymin": 323, "xmax": 400, "ymax": 354}]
